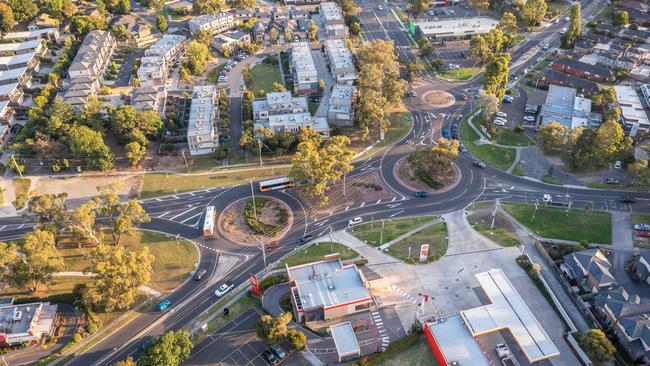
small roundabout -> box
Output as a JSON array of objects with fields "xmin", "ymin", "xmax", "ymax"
[
  {"xmin": 394, "ymin": 156, "xmax": 462, "ymax": 193},
  {"xmin": 218, "ymin": 196, "xmax": 294, "ymax": 245}
]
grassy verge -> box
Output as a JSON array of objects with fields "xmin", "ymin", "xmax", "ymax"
[
  {"xmin": 503, "ymin": 203, "xmax": 612, "ymax": 244},
  {"xmin": 275, "ymin": 242, "xmax": 359, "ymax": 269},
  {"xmin": 385, "ymin": 223, "xmax": 447, "ymax": 263},
  {"xmin": 439, "ymin": 67, "xmax": 481, "ymax": 81},
  {"xmin": 371, "ymin": 333, "xmax": 438, "ymax": 366},
  {"xmin": 249, "ymin": 62, "xmax": 282, "ymax": 93},
  {"xmin": 467, "ymin": 212, "xmax": 520, "ymax": 247},
  {"xmin": 13, "ymin": 177, "xmax": 31, "ymax": 207},
  {"xmin": 460, "ymin": 115, "xmax": 516, "ymax": 170},
  {"xmin": 467, "ymin": 201, "xmax": 495, "ymax": 210},
  {"xmin": 349, "ymin": 216, "xmax": 437, "ymax": 247},
  {"xmin": 195, "ymin": 294, "xmax": 263, "ymax": 344},
  {"xmin": 140, "ymin": 166, "xmax": 291, "ymax": 198},
  {"xmin": 541, "ymin": 174, "xmax": 562, "ymax": 185},
  {"xmin": 494, "ymin": 128, "xmax": 533, "ymax": 146},
  {"xmin": 585, "ymin": 181, "xmax": 626, "ymax": 190},
  {"xmin": 513, "ymin": 163, "xmax": 525, "ymax": 176}
]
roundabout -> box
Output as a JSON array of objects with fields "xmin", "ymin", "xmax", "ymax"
[
  {"xmin": 421, "ymin": 90, "xmax": 456, "ymax": 109},
  {"xmin": 394, "ymin": 157, "xmax": 462, "ymax": 193},
  {"xmin": 219, "ymin": 196, "xmax": 293, "ymax": 245}
]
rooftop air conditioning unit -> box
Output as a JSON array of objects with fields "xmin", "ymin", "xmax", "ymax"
[{"xmin": 13, "ymin": 311, "xmax": 22, "ymax": 321}]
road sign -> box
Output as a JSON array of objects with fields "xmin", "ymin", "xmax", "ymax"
[
  {"xmin": 419, "ymin": 244, "xmax": 429, "ymax": 262},
  {"xmin": 250, "ymin": 274, "xmax": 260, "ymax": 296}
]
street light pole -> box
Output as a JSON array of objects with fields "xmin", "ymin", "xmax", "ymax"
[
  {"xmin": 249, "ymin": 178, "xmax": 257, "ymax": 220},
  {"xmin": 257, "ymin": 138, "xmax": 263, "ymax": 166}
]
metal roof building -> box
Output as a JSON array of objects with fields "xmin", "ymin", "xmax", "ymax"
[
  {"xmin": 411, "ymin": 17, "xmax": 499, "ymax": 41},
  {"xmin": 330, "ymin": 322, "xmax": 361, "ymax": 362},
  {"xmin": 615, "ymin": 85, "xmax": 650, "ymax": 136},
  {"xmin": 540, "ymin": 84, "xmax": 601, "ymax": 130},
  {"xmin": 424, "ymin": 314, "xmax": 492, "ymax": 366}
]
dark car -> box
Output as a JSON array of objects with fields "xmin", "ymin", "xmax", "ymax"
[
  {"xmin": 459, "ymin": 145, "xmax": 467, "ymax": 153},
  {"xmin": 415, "ymin": 191, "xmax": 430, "ymax": 198},
  {"xmin": 194, "ymin": 269, "xmax": 207, "ymax": 281},
  {"xmin": 262, "ymin": 350, "xmax": 277, "ymax": 364},
  {"xmin": 605, "ymin": 178, "xmax": 620, "ymax": 184},
  {"xmin": 620, "ymin": 197, "xmax": 635, "ymax": 204},
  {"xmin": 270, "ymin": 344, "xmax": 286, "ymax": 359},
  {"xmin": 298, "ymin": 234, "xmax": 313, "ymax": 245},
  {"xmin": 473, "ymin": 161, "xmax": 486, "ymax": 168}
]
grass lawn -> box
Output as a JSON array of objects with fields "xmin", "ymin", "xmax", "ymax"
[
  {"xmin": 467, "ymin": 212, "xmax": 520, "ymax": 247},
  {"xmin": 513, "ymin": 163, "xmax": 525, "ymax": 176},
  {"xmin": 503, "ymin": 203, "xmax": 612, "ymax": 244},
  {"xmin": 439, "ymin": 67, "xmax": 481, "ymax": 81},
  {"xmin": 386, "ymin": 223, "xmax": 447, "ymax": 262},
  {"xmin": 512, "ymin": 35, "xmax": 525, "ymax": 45},
  {"xmin": 467, "ymin": 201, "xmax": 495, "ymax": 210},
  {"xmin": 349, "ymin": 216, "xmax": 437, "ymax": 247},
  {"xmin": 275, "ymin": 242, "xmax": 359, "ymax": 268},
  {"xmin": 308, "ymin": 101, "xmax": 319, "ymax": 115},
  {"xmin": 374, "ymin": 335, "xmax": 439, "ymax": 366},
  {"xmin": 194, "ymin": 294, "xmax": 263, "ymax": 344},
  {"xmin": 249, "ymin": 62, "xmax": 282, "ymax": 93},
  {"xmin": 460, "ymin": 115, "xmax": 516, "ymax": 170},
  {"xmin": 14, "ymin": 177, "xmax": 31, "ymax": 197},
  {"xmin": 494, "ymin": 128, "xmax": 533, "ymax": 147},
  {"xmin": 632, "ymin": 214, "xmax": 650, "ymax": 228},
  {"xmin": 140, "ymin": 166, "xmax": 291, "ymax": 198},
  {"xmin": 340, "ymin": 108, "xmax": 412, "ymax": 159}
]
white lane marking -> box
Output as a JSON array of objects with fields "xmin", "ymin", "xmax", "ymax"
[
  {"xmin": 391, "ymin": 197, "xmax": 396, "ymax": 202},
  {"xmin": 314, "ymin": 219, "xmax": 329, "ymax": 227},
  {"xmin": 181, "ymin": 212, "xmax": 204, "ymax": 224},
  {"xmin": 17, "ymin": 224, "xmax": 24, "ymax": 229},
  {"xmin": 386, "ymin": 203, "xmax": 401, "ymax": 208},
  {"xmin": 318, "ymin": 228, "xmax": 328, "ymax": 236},
  {"xmin": 389, "ymin": 210, "xmax": 405, "ymax": 218},
  {"xmin": 172, "ymin": 195, "xmax": 179, "ymax": 199},
  {"xmin": 157, "ymin": 211, "xmax": 170, "ymax": 218},
  {"xmin": 376, "ymin": 199, "xmax": 381, "ymax": 204},
  {"xmin": 0, "ymin": 225, "xmax": 6, "ymax": 231},
  {"xmin": 345, "ymin": 206, "xmax": 350, "ymax": 211},
  {"xmin": 170, "ymin": 207, "xmax": 199, "ymax": 220},
  {"xmin": 360, "ymin": 202, "xmax": 365, "ymax": 208}
]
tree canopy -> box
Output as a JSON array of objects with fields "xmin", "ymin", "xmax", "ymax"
[{"xmin": 138, "ymin": 331, "xmax": 194, "ymax": 366}]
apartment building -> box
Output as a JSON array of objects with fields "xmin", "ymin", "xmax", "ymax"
[
  {"xmin": 3, "ymin": 28, "xmax": 60, "ymax": 43},
  {"xmin": 291, "ymin": 42, "xmax": 318, "ymax": 92},
  {"xmin": 320, "ymin": 2, "xmax": 347, "ymax": 38},
  {"xmin": 0, "ymin": 39, "xmax": 46, "ymax": 56},
  {"xmin": 187, "ymin": 85, "xmax": 220, "ymax": 156},
  {"xmin": 67, "ymin": 30, "xmax": 116, "ymax": 79},
  {"xmin": 327, "ymin": 84, "xmax": 355, "ymax": 125},
  {"xmin": 552, "ymin": 58, "xmax": 614, "ymax": 83},
  {"xmin": 137, "ymin": 35, "xmax": 186, "ymax": 87},
  {"xmin": 615, "ymin": 85, "xmax": 650, "ymax": 136},
  {"xmin": 131, "ymin": 87, "xmax": 167, "ymax": 117},
  {"xmin": 324, "ymin": 39, "xmax": 356, "ymax": 85},
  {"xmin": 253, "ymin": 92, "xmax": 329, "ymax": 135},
  {"xmin": 0, "ymin": 53, "xmax": 39, "ymax": 72},
  {"xmin": 189, "ymin": 11, "xmax": 238, "ymax": 35}
]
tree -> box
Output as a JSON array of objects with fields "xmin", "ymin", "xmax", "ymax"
[
  {"xmin": 405, "ymin": 62, "xmax": 422, "ymax": 81},
  {"xmin": 307, "ymin": 20, "xmax": 318, "ymax": 42},
  {"xmin": 111, "ymin": 199, "xmax": 150, "ymax": 245},
  {"xmin": 468, "ymin": 0, "xmax": 489, "ymax": 14},
  {"xmin": 112, "ymin": 357, "xmax": 137, "ymax": 366},
  {"xmin": 125, "ymin": 141, "xmax": 146, "ymax": 167},
  {"xmin": 408, "ymin": 0, "xmax": 430, "ymax": 18},
  {"xmin": 290, "ymin": 132, "xmax": 354, "ymax": 205},
  {"xmin": 318, "ymin": 79, "xmax": 325, "ymax": 91},
  {"xmin": 484, "ymin": 28, "xmax": 505, "ymax": 54},
  {"xmin": 498, "ymin": 11, "xmax": 518, "ymax": 36},
  {"xmin": 469, "ymin": 34, "xmax": 490, "ymax": 64},
  {"xmin": 483, "ymin": 53, "xmax": 510, "ymax": 100},
  {"xmin": 477, "ymin": 92, "xmax": 499, "ymax": 119},
  {"xmin": 579, "ymin": 329, "xmax": 615, "ymax": 365},
  {"xmin": 156, "ymin": 14, "xmax": 168, "ymax": 32},
  {"xmin": 561, "ymin": 4, "xmax": 581, "ymax": 49},
  {"xmin": 110, "ymin": 105, "xmax": 162, "ymax": 145},
  {"xmin": 418, "ymin": 37, "xmax": 434, "ymax": 56},
  {"xmin": 595, "ymin": 119, "xmax": 629, "ymax": 164},
  {"xmin": 90, "ymin": 244, "xmax": 152, "ymax": 311},
  {"xmin": 408, "ymin": 138, "xmax": 459, "ymax": 188},
  {"xmin": 66, "ymin": 125, "xmax": 114, "ymax": 171},
  {"xmin": 7, "ymin": 228, "xmax": 63, "ymax": 293},
  {"xmin": 287, "ymin": 330, "xmax": 307, "ymax": 350},
  {"xmin": 536, "ymin": 121, "xmax": 567, "ymax": 151},
  {"xmin": 231, "ymin": 0, "xmax": 256, "ymax": 7},
  {"xmin": 193, "ymin": 0, "xmax": 225, "ymax": 14},
  {"xmin": 49, "ymin": 0, "xmax": 64, "ymax": 19},
  {"xmin": 8, "ymin": 0, "xmax": 38, "ymax": 23},
  {"xmin": 70, "ymin": 15, "xmax": 107, "ymax": 38},
  {"xmin": 116, "ymin": 0, "xmax": 130, "ymax": 14},
  {"xmin": 272, "ymin": 82, "xmax": 287, "ymax": 92},
  {"xmin": 138, "ymin": 330, "xmax": 193, "ymax": 366},
  {"xmin": 0, "ymin": 3, "xmax": 15, "ymax": 32},
  {"xmin": 269, "ymin": 27, "xmax": 279, "ymax": 44},
  {"xmin": 521, "ymin": 0, "xmax": 547, "ymax": 27},
  {"xmin": 591, "ymin": 87, "xmax": 617, "ymax": 109},
  {"xmin": 184, "ymin": 41, "xmax": 209, "ymax": 76},
  {"xmin": 27, "ymin": 193, "xmax": 68, "ymax": 238},
  {"xmin": 628, "ymin": 160, "xmax": 650, "ymax": 189},
  {"xmin": 62, "ymin": 0, "xmax": 77, "ymax": 19},
  {"xmin": 193, "ymin": 29, "xmax": 212, "ymax": 46},
  {"xmin": 614, "ymin": 11, "xmax": 630, "ymax": 27},
  {"xmin": 350, "ymin": 21, "xmax": 361, "ymax": 36},
  {"xmin": 256, "ymin": 313, "xmax": 292, "ymax": 344},
  {"xmin": 67, "ymin": 200, "xmax": 100, "ymax": 246},
  {"xmin": 0, "ymin": 242, "xmax": 17, "ymax": 281}
]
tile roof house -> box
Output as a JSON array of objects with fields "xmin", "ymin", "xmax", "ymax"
[
  {"xmin": 552, "ymin": 57, "xmax": 614, "ymax": 82},
  {"xmin": 560, "ymin": 248, "xmax": 617, "ymax": 292},
  {"xmin": 630, "ymin": 253, "xmax": 650, "ymax": 285},
  {"xmin": 541, "ymin": 70, "xmax": 599, "ymax": 95}
]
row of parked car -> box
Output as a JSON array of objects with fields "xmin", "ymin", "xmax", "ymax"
[{"xmin": 217, "ymin": 53, "xmax": 250, "ymax": 83}]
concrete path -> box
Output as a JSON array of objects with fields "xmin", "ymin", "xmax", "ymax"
[
  {"xmin": 315, "ymin": 230, "xmax": 399, "ymax": 265},
  {"xmin": 444, "ymin": 210, "xmax": 501, "ymax": 255},
  {"xmin": 377, "ymin": 218, "xmax": 443, "ymax": 250},
  {"xmin": 611, "ymin": 211, "xmax": 633, "ymax": 250},
  {"xmin": 0, "ymin": 169, "xmax": 17, "ymax": 217}
]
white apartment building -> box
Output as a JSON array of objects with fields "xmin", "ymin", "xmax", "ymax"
[
  {"xmin": 324, "ymin": 39, "xmax": 356, "ymax": 85},
  {"xmin": 0, "ymin": 52, "xmax": 39, "ymax": 72},
  {"xmin": 0, "ymin": 39, "xmax": 46, "ymax": 56},
  {"xmin": 320, "ymin": 2, "xmax": 344, "ymax": 26},
  {"xmin": 187, "ymin": 85, "xmax": 220, "ymax": 156},
  {"xmin": 253, "ymin": 92, "xmax": 329, "ymax": 135},
  {"xmin": 291, "ymin": 42, "xmax": 318, "ymax": 92},
  {"xmin": 3, "ymin": 28, "xmax": 60, "ymax": 43},
  {"xmin": 327, "ymin": 84, "xmax": 355, "ymax": 125},
  {"xmin": 137, "ymin": 35, "xmax": 186, "ymax": 87},
  {"xmin": 67, "ymin": 31, "xmax": 116, "ymax": 79},
  {"xmin": 131, "ymin": 87, "xmax": 167, "ymax": 117},
  {"xmin": 189, "ymin": 11, "xmax": 237, "ymax": 35},
  {"xmin": 615, "ymin": 85, "xmax": 650, "ymax": 136}
]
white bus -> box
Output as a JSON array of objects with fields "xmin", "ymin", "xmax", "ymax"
[
  {"xmin": 259, "ymin": 177, "xmax": 295, "ymax": 192},
  {"xmin": 203, "ymin": 206, "xmax": 216, "ymax": 236}
]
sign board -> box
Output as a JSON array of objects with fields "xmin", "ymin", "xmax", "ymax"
[
  {"xmin": 419, "ymin": 244, "xmax": 429, "ymax": 262},
  {"xmin": 250, "ymin": 274, "xmax": 260, "ymax": 296},
  {"xmin": 409, "ymin": 22, "xmax": 416, "ymax": 35}
]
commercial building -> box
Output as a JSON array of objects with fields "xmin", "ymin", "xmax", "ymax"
[
  {"xmin": 615, "ymin": 85, "xmax": 650, "ymax": 136},
  {"xmin": 287, "ymin": 256, "xmax": 371, "ymax": 323},
  {"xmin": 0, "ymin": 300, "xmax": 58, "ymax": 347},
  {"xmin": 290, "ymin": 42, "xmax": 318, "ymax": 92},
  {"xmin": 324, "ymin": 39, "xmax": 356, "ymax": 85},
  {"xmin": 539, "ymin": 84, "xmax": 602, "ymax": 130},
  {"xmin": 187, "ymin": 85, "xmax": 220, "ymax": 156},
  {"xmin": 137, "ymin": 35, "xmax": 186, "ymax": 87},
  {"xmin": 424, "ymin": 314, "xmax": 492, "ymax": 366},
  {"xmin": 411, "ymin": 17, "xmax": 499, "ymax": 41},
  {"xmin": 327, "ymin": 84, "xmax": 355, "ymax": 125},
  {"xmin": 189, "ymin": 11, "xmax": 238, "ymax": 35},
  {"xmin": 330, "ymin": 322, "xmax": 361, "ymax": 362}
]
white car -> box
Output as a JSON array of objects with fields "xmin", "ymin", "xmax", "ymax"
[
  {"xmin": 495, "ymin": 344, "xmax": 511, "ymax": 359},
  {"xmin": 523, "ymin": 115, "xmax": 535, "ymax": 122},
  {"xmin": 615, "ymin": 160, "xmax": 622, "ymax": 169},
  {"xmin": 564, "ymin": 16, "xmax": 570, "ymax": 21},
  {"xmin": 348, "ymin": 217, "xmax": 363, "ymax": 226},
  {"xmin": 560, "ymin": 28, "xmax": 567, "ymax": 34},
  {"xmin": 378, "ymin": 5, "xmax": 383, "ymax": 10},
  {"xmin": 496, "ymin": 111, "xmax": 507, "ymax": 118},
  {"xmin": 494, "ymin": 119, "xmax": 506, "ymax": 126},
  {"xmin": 214, "ymin": 282, "xmax": 233, "ymax": 297}
]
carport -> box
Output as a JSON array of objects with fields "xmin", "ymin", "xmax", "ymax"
[{"xmin": 330, "ymin": 322, "xmax": 360, "ymax": 362}]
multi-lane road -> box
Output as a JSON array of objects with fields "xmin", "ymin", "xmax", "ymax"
[{"xmin": 6, "ymin": 0, "xmax": 648, "ymax": 364}]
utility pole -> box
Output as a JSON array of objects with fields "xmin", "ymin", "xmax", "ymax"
[
  {"xmin": 490, "ymin": 200, "xmax": 498, "ymax": 230},
  {"xmin": 257, "ymin": 138, "xmax": 263, "ymax": 166},
  {"xmin": 180, "ymin": 149, "xmax": 190, "ymax": 173},
  {"xmin": 380, "ymin": 219, "xmax": 385, "ymax": 246},
  {"xmin": 249, "ymin": 178, "xmax": 257, "ymax": 220},
  {"xmin": 260, "ymin": 241, "xmax": 267, "ymax": 268},
  {"xmin": 343, "ymin": 173, "xmax": 346, "ymax": 197}
]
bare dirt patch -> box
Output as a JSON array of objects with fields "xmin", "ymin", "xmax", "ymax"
[
  {"xmin": 219, "ymin": 197, "xmax": 293, "ymax": 245},
  {"xmin": 30, "ymin": 175, "xmax": 142, "ymax": 204},
  {"xmin": 422, "ymin": 90, "xmax": 455, "ymax": 108},
  {"xmin": 395, "ymin": 158, "xmax": 461, "ymax": 193},
  {"xmin": 297, "ymin": 171, "xmax": 395, "ymax": 219}
]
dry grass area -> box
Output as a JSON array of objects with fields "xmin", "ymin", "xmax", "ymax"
[
  {"xmin": 30, "ymin": 175, "xmax": 141, "ymax": 202},
  {"xmin": 396, "ymin": 159, "xmax": 458, "ymax": 192},
  {"xmin": 220, "ymin": 197, "xmax": 291, "ymax": 244}
]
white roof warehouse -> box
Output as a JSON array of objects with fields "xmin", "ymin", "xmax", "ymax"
[{"xmin": 411, "ymin": 17, "xmax": 499, "ymax": 41}]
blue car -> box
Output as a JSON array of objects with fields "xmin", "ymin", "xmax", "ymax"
[
  {"xmin": 442, "ymin": 128, "xmax": 450, "ymax": 138},
  {"xmin": 503, "ymin": 95, "xmax": 514, "ymax": 103},
  {"xmin": 158, "ymin": 300, "xmax": 171, "ymax": 311}
]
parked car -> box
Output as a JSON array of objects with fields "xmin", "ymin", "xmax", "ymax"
[
  {"xmin": 620, "ymin": 197, "xmax": 635, "ymax": 204},
  {"xmin": 503, "ymin": 95, "xmax": 514, "ymax": 103},
  {"xmin": 605, "ymin": 178, "xmax": 619, "ymax": 184},
  {"xmin": 459, "ymin": 144, "xmax": 467, "ymax": 153},
  {"xmin": 564, "ymin": 16, "xmax": 570, "ymax": 21},
  {"xmin": 473, "ymin": 161, "xmax": 486, "ymax": 168},
  {"xmin": 415, "ymin": 191, "xmax": 430, "ymax": 198},
  {"xmin": 378, "ymin": 4, "xmax": 383, "ymax": 9},
  {"xmin": 194, "ymin": 269, "xmax": 207, "ymax": 281},
  {"xmin": 496, "ymin": 111, "xmax": 507, "ymax": 118},
  {"xmin": 348, "ymin": 217, "xmax": 363, "ymax": 226},
  {"xmin": 494, "ymin": 118, "xmax": 506, "ymax": 126},
  {"xmin": 634, "ymin": 224, "xmax": 650, "ymax": 231},
  {"xmin": 560, "ymin": 28, "xmax": 567, "ymax": 34},
  {"xmin": 214, "ymin": 282, "xmax": 234, "ymax": 297},
  {"xmin": 262, "ymin": 350, "xmax": 278, "ymax": 364},
  {"xmin": 270, "ymin": 344, "xmax": 286, "ymax": 359},
  {"xmin": 298, "ymin": 234, "xmax": 313, "ymax": 245},
  {"xmin": 523, "ymin": 115, "xmax": 535, "ymax": 122},
  {"xmin": 496, "ymin": 344, "xmax": 511, "ymax": 359},
  {"xmin": 158, "ymin": 300, "xmax": 171, "ymax": 311},
  {"xmin": 614, "ymin": 160, "xmax": 622, "ymax": 169}
]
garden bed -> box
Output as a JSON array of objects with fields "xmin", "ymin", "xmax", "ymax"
[{"xmin": 220, "ymin": 197, "xmax": 292, "ymax": 244}]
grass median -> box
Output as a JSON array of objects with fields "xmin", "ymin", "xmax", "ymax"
[
  {"xmin": 459, "ymin": 115, "xmax": 516, "ymax": 170},
  {"xmin": 349, "ymin": 216, "xmax": 437, "ymax": 247},
  {"xmin": 385, "ymin": 222, "xmax": 448, "ymax": 263},
  {"xmin": 503, "ymin": 203, "xmax": 612, "ymax": 244},
  {"xmin": 275, "ymin": 242, "xmax": 359, "ymax": 269}
]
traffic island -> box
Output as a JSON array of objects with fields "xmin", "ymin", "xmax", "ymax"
[
  {"xmin": 421, "ymin": 90, "xmax": 456, "ymax": 108},
  {"xmin": 219, "ymin": 197, "xmax": 293, "ymax": 245},
  {"xmin": 394, "ymin": 157, "xmax": 461, "ymax": 193}
]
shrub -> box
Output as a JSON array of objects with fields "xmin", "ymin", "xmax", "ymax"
[
  {"xmin": 72, "ymin": 333, "xmax": 82, "ymax": 344},
  {"xmin": 86, "ymin": 322, "xmax": 98, "ymax": 334}
]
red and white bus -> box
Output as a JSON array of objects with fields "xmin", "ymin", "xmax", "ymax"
[
  {"xmin": 203, "ymin": 206, "xmax": 216, "ymax": 237},
  {"xmin": 259, "ymin": 177, "xmax": 295, "ymax": 192}
]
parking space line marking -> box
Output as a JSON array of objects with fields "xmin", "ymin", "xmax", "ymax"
[{"xmin": 170, "ymin": 207, "xmax": 199, "ymax": 220}]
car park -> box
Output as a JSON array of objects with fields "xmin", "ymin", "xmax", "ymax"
[
  {"xmin": 158, "ymin": 300, "xmax": 171, "ymax": 311},
  {"xmin": 473, "ymin": 161, "xmax": 486, "ymax": 168},
  {"xmin": 194, "ymin": 269, "xmax": 207, "ymax": 281},
  {"xmin": 496, "ymin": 111, "xmax": 507, "ymax": 118},
  {"xmin": 605, "ymin": 178, "xmax": 619, "ymax": 184},
  {"xmin": 415, "ymin": 191, "xmax": 430, "ymax": 198},
  {"xmin": 298, "ymin": 234, "xmax": 313, "ymax": 245},
  {"xmin": 270, "ymin": 344, "xmax": 286, "ymax": 359},
  {"xmin": 348, "ymin": 217, "xmax": 363, "ymax": 226},
  {"xmin": 214, "ymin": 282, "xmax": 234, "ymax": 297}
]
